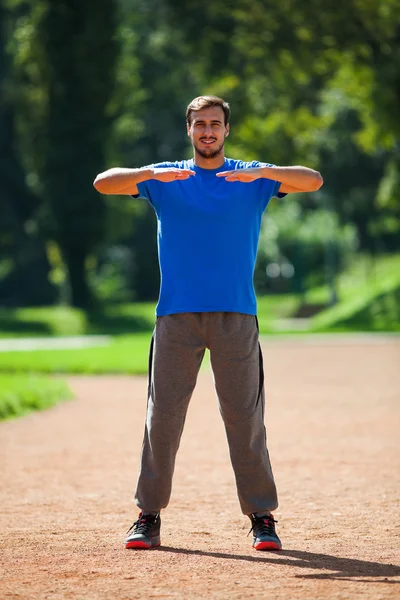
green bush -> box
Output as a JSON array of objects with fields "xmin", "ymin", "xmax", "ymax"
[
  {"xmin": 0, "ymin": 306, "xmax": 87, "ymax": 337},
  {"xmin": 0, "ymin": 303, "xmax": 156, "ymax": 338},
  {"xmin": 256, "ymin": 202, "xmax": 358, "ymax": 294},
  {"xmin": 88, "ymin": 246, "xmax": 134, "ymax": 304}
]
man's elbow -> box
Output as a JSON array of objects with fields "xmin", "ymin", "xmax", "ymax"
[
  {"xmin": 93, "ymin": 173, "xmax": 108, "ymax": 193},
  {"xmin": 313, "ymin": 171, "xmax": 323, "ymax": 191}
]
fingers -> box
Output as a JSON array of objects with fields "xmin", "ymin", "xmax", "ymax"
[
  {"xmin": 174, "ymin": 169, "xmax": 196, "ymax": 179},
  {"xmin": 153, "ymin": 168, "xmax": 196, "ymax": 182},
  {"xmin": 217, "ymin": 171, "xmax": 241, "ymax": 181},
  {"xmin": 217, "ymin": 172, "xmax": 240, "ymax": 181}
]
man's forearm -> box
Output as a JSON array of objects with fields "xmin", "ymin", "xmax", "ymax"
[
  {"xmin": 261, "ymin": 165, "xmax": 323, "ymax": 191},
  {"xmin": 93, "ymin": 167, "xmax": 153, "ymax": 194}
]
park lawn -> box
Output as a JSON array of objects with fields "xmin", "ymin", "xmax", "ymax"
[
  {"xmin": 0, "ymin": 254, "xmax": 399, "ymax": 375},
  {"xmin": 310, "ymin": 254, "xmax": 400, "ymax": 331},
  {"xmin": 0, "ymin": 303, "xmax": 157, "ymax": 338},
  {"xmin": 0, "ymin": 333, "xmax": 152, "ymax": 374},
  {"xmin": 256, "ymin": 295, "xmax": 301, "ymax": 331},
  {"xmin": 307, "ymin": 253, "xmax": 400, "ymax": 303},
  {"xmin": 0, "ymin": 295, "xmax": 299, "ymax": 339},
  {"xmin": 2, "ymin": 255, "xmax": 399, "ymax": 340},
  {"xmin": 0, "ymin": 296, "xmax": 299, "ymax": 338},
  {"xmin": 0, "ymin": 298, "xmax": 300, "ymax": 375},
  {"xmin": 0, "ymin": 374, "xmax": 72, "ymax": 420}
]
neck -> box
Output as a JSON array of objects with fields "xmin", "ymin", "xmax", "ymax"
[{"xmin": 193, "ymin": 150, "xmax": 226, "ymax": 170}]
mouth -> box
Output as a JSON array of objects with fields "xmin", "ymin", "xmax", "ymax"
[{"xmin": 200, "ymin": 139, "xmax": 216, "ymax": 146}]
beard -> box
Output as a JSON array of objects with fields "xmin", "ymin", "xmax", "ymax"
[{"xmin": 193, "ymin": 140, "xmax": 225, "ymax": 159}]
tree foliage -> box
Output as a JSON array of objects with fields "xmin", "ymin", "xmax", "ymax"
[
  {"xmin": 5, "ymin": 0, "xmax": 118, "ymax": 308},
  {"xmin": 35, "ymin": 0, "xmax": 118, "ymax": 308},
  {"xmin": 0, "ymin": 0, "xmax": 398, "ymax": 307},
  {"xmin": 0, "ymin": 0, "xmax": 58, "ymax": 305}
]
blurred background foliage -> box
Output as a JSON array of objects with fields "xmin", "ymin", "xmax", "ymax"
[{"xmin": 0, "ymin": 0, "xmax": 399, "ymax": 330}]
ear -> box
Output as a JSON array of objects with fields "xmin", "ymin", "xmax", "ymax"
[
  {"xmin": 186, "ymin": 122, "xmax": 191, "ymax": 137},
  {"xmin": 225, "ymin": 123, "xmax": 230, "ymax": 138}
]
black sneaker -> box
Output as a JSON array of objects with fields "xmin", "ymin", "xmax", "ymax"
[
  {"xmin": 125, "ymin": 512, "xmax": 161, "ymax": 549},
  {"xmin": 249, "ymin": 513, "xmax": 282, "ymax": 551}
]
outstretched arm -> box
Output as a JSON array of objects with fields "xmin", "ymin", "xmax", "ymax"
[
  {"xmin": 93, "ymin": 167, "xmax": 195, "ymax": 195},
  {"xmin": 93, "ymin": 168, "xmax": 153, "ymax": 195},
  {"xmin": 217, "ymin": 165, "xmax": 323, "ymax": 193}
]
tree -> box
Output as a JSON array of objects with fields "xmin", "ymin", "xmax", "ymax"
[
  {"xmin": 0, "ymin": 0, "xmax": 56, "ymax": 306},
  {"xmin": 163, "ymin": 0, "xmax": 399, "ymax": 254},
  {"xmin": 32, "ymin": 0, "xmax": 118, "ymax": 308}
]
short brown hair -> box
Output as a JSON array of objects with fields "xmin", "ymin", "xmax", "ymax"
[{"xmin": 186, "ymin": 96, "xmax": 230, "ymax": 126}]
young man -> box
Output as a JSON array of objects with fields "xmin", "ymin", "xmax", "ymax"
[{"xmin": 94, "ymin": 96, "xmax": 323, "ymax": 551}]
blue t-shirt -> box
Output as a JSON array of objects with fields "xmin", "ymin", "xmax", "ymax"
[{"xmin": 134, "ymin": 157, "xmax": 284, "ymax": 316}]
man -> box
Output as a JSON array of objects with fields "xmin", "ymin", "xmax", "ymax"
[{"xmin": 94, "ymin": 96, "xmax": 323, "ymax": 551}]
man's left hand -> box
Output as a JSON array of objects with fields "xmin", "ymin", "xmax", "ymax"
[{"xmin": 216, "ymin": 168, "xmax": 262, "ymax": 182}]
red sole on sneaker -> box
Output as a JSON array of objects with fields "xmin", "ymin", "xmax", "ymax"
[
  {"xmin": 125, "ymin": 541, "xmax": 161, "ymax": 549},
  {"xmin": 253, "ymin": 541, "xmax": 282, "ymax": 551}
]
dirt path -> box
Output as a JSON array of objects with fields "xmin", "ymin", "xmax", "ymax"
[{"xmin": 1, "ymin": 337, "xmax": 400, "ymax": 600}]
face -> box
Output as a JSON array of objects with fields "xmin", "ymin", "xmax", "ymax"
[{"xmin": 187, "ymin": 106, "xmax": 229, "ymax": 160}]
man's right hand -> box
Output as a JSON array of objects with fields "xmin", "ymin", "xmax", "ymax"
[{"xmin": 151, "ymin": 168, "xmax": 196, "ymax": 182}]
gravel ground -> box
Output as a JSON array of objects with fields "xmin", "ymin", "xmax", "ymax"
[{"xmin": 1, "ymin": 337, "xmax": 399, "ymax": 599}]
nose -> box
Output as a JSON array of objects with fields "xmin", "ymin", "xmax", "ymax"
[{"xmin": 203, "ymin": 124, "xmax": 213, "ymax": 136}]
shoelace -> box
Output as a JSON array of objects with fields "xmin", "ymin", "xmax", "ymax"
[
  {"xmin": 247, "ymin": 514, "xmax": 278, "ymax": 537},
  {"xmin": 126, "ymin": 514, "xmax": 158, "ymax": 536}
]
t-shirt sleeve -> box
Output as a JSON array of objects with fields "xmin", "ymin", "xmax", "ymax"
[
  {"xmin": 132, "ymin": 161, "xmax": 181, "ymax": 210},
  {"xmin": 247, "ymin": 161, "xmax": 287, "ymax": 201}
]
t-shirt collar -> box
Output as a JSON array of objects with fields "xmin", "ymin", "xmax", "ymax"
[{"xmin": 190, "ymin": 157, "xmax": 228, "ymax": 175}]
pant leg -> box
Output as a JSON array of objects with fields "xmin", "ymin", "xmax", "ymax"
[
  {"xmin": 135, "ymin": 314, "xmax": 206, "ymax": 512},
  {"xmin": 208, "ymin": 312, "xmax": 278, "ymax": 515}
]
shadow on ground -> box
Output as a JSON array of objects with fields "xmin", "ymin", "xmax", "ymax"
[{"xmin": 153, "ymin": 547, "xmax": 400, "ymax": 582}]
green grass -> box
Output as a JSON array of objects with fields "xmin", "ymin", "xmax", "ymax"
[
  {"xmin": 0, "ymin": 297, "xmax": 300, "ymax": 375},
  {"xmin": 256, "ymin": 295, "xmax": 301, "ymax": 332},
  {"xmin": 310, "ymin": 254, "xmax": 400, "ymax": 331},
  {"xmin": 0, "ymin": 374, "xmax": 72, "ymax": 420},
  {"xmin": 0, "ymin": 303, "xmax": 156, "ymax": 338},
  {"xmin": 0, "ymin": 296, "xmax": 301, "ymax": 338},
  {"xmin": 0, "ymin": 333, "xmax": 152, "ymax": 374},
  {"xmin": 0, "ymin": 254, "xmax": 398, "ymax": 376},
  {"xmin": 1, "ymin": 254, "xmax": 397, "ymax": 340},
  {"xmin": 0, "ymin": 306, "xmax": 89, "ymax": 338}
]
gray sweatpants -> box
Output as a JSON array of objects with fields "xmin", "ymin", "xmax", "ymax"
[{"xmin": 134, "ymin": 312, "xmax": 278, "ymax": 515}]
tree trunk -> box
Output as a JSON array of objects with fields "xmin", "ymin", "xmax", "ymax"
[
  {"xmin": 64, "ymin": 249, "xmax": 93, "ymax": 310},
  {"xmin": 36, "ymin": 0, "xmax": 118, "ymax": 310},
  {"xmin": 0, "ymin": 3, "xmax": 56, "ymax": 306}
]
